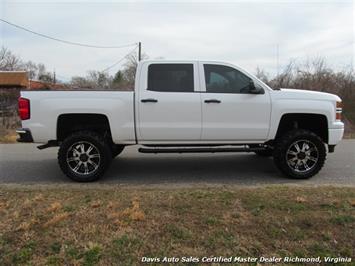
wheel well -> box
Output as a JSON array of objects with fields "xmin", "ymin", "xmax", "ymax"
[
  {"xmin": 276, "ymin": 114, "xmax": 328, "ymax": 143},
  {"xmin": 57, "ymin": 114, "xmax": 112, "ymax": 142}
]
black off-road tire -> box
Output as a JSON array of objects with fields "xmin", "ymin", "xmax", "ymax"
[
  {"xmin": 273, "ymin": 129, "xmax": 326, "ymax": 179},
  {"xmin": 254, "ymin": 149, "xmax": 273, "ymax": 157},
  {"xmin": 111, "ymin": 144, "xmax": 125, "ymax": 158},
  {"xmin": 58, "ymin": 131, "xmax": 112, "ymax": 182}
]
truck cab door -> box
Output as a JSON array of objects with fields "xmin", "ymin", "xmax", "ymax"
[
  {"xmin": 199, "ymin": 62, "xmax": 271, "ymax": 142},
  {"xmin": 137, "ymin": 62, "xmax": 202, "ymax": 142}
]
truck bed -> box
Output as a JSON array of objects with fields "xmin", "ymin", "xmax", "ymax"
[{"xmin": 21, "ymin": 90, "xmax": 136, "ymax": 144}]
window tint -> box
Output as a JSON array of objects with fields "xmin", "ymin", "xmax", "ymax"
[
  {"xmin": 148, "ymin": 64, "xmax": 194, "ymax": 92},
  {"xmin": 204, "ymin": 64, "xmax": 252, "ymax": 93}
]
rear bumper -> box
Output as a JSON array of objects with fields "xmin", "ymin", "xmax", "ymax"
[{"xmin": 16, "ymin": 128, "xmax": 33, "ymax": 143}]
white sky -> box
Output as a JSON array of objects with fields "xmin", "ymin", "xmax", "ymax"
[{"xmin": 0, "ymin": 0, "xmax": 354, "ymax": 81}]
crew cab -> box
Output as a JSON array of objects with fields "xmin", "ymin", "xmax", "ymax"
[{"xmin": 17, "ymin": 60, "xmax": 344, "ymax": 182}]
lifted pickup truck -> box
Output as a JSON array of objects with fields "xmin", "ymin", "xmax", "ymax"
[{"xmin": 17, "ymin": 60, "xmax": 344, "ymax": 182}]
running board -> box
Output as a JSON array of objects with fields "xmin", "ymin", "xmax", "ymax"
[
  {"xmin": 37, "ymin": 140, "xmax": 58, "ymax": 150},
  {"xmin": 138, "ymin": 146, "xmax": 265, "ymax": 154}
]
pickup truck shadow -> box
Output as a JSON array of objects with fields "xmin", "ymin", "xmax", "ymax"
[{"xmin": 104, "ymin": 152, "xmax": 297, "ymax": 185}]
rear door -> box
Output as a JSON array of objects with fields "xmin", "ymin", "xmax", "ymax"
[
  {"xmin": 200, "ymin": 62, "xmax": 271, "ymax": 141},
  {"xmin": 137, "ymin": 62, "xmax": 202, "ymax": 142}
]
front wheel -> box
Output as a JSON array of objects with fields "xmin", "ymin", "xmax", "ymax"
[
  {"xmin": 58, "ymin": 131, "xmax": 112, "ymax": 182},
  {"xmin": 273, "ymin": 129, "xmax": 326, "ymax": 179}
]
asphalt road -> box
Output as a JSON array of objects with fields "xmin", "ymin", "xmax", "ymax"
[{"xmin": 0, "ymin": 141, "xmax": 354, "ymax": 186}]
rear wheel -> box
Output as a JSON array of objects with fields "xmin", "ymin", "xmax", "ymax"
[
  {"xmin": 273, "ymin": 129, "xmax": 326, "ymax": 179},
  {"xmin": 58, "ymin": 131, "xmax": 112, "ymax": 182}
]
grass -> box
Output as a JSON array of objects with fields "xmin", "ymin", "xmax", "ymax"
[
  {"xmin": 0, "ymin": 130, "xmax": 17, "ymax": 143},
  {"xmin": 0, "ymin": 185, "xmax": 354, "ymax": 265}
]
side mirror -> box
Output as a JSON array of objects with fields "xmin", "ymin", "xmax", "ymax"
[{"xmin": 249, "ymin": 81, "xmax": 264, "ymax": 94}]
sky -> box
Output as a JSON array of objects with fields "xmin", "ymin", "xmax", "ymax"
[{"xmin": 0, "ymin": 0, "xmax": 354, "ymax": 81}]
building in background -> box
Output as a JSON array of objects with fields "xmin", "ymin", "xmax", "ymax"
[
  {"xmin": 0, "ymin": 70, "xmax": 67, "ymax": 91},
  {"xmin": 0, "ymin": 71, "xmax": 29, "ymax": 89},
  {"xmin": 0, "ymin": 71, "xmax": 28, "ymax": 133},
  {"xmin": 29, "ymin": 79, "xmax": 66, "ymax": 90}
]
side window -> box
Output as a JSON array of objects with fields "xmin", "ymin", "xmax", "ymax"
[
  {"xmin": 148, "ymin": 64, "xmax": 194, "ymax": 92},
  {"xmin": 204, "ymin": 64, "xmax": 252, "ymax": 93}
]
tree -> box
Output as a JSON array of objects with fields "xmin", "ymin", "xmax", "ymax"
[
  {"xmin": 71, "ymin": 71, "xmax": 112, "ymax": 89},
  {"xmin": 87, "ymin": 71, "xmax": 111, "ymax": 89},
  {"xmin": 36, "ymin": 63, "xmax": 54, "ymax": 82},
  {"xmin": 113, "ymin": 70, "xmax": 123, "ymax": 84},
  {"xmin": 255, "ymin": 66, "xmax": 269, "ymax": 83},
  {"xmin": 70, "ymin": 76, "xmax": 91, "ymax": 89},
  {"xmin": 121, "ymin": 53, "xmax": 148, "ymax": 88},
  {"xmin": 0, "ymin": 47, "xmax": 23, "ymax": 70},
  {"xmin": 0, "ymin": 47, "xmax": 57, "ymax": 82},
  {"xmin": 23, "ymin": 61, "xmax": 38, "ymax": 79}
]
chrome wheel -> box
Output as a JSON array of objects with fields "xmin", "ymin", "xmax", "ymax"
[
  {"xmin": 66, "ymin": 141, "xmax": 100, "ymax": 175},
  {"xmin": 286, "ymin": 139, "xmax": 319, "ymax": 173}
]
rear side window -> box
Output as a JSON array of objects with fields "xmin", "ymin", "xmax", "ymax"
[{"xmin": 148, "ymin": 64, "xmax": 194, "ymax": 92}]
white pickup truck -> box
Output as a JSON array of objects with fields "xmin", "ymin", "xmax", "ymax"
[{"xmin": 17, "ymin": 60, "xmax": 344, "ymax": 182}]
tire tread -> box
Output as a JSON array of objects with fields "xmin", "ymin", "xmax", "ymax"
[
  {"xmin": 58, "ymin": 131, "xmax": 111, "ymax": 182},
  {"xmin": 273, "ymin": 129, "xmax": 326, "ymax": 179}
]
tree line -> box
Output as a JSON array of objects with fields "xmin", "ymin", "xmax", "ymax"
[
  {"xmin": 0, "ymin": 47, "xmax": 54, "ymax": 82},
  {"xmin": 0, "ymin": 46, "xmax": 145, "ymax": 90},
  {"xmin": 1, "ymin": 46, "xmax": 354, "ymax": 103},
  {"xmin": 255, "ymin": 57, "xmax": 354, "ymax": 102},
  {"xmin": 0, "ymin": 46, "xmax": 354, "ymax": 131},
  {"xmin": 70, "ymin": 53, "xmax": 147, "ymax": 90}
]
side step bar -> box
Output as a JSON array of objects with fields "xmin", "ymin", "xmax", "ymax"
[
  {"xmin": 138, "ymin": 146, "xmax": 266, "ymax": 154},
  {"xmin": 37, "ymin": 140, "xmax": 58, "ymax": 150}
]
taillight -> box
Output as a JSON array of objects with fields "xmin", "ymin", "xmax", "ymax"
[{"xmin": 18, "ymin": 97, "xmax": 30, "ymax": 120}]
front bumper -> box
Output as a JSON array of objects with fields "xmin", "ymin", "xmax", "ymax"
[
  {"xmin": 328, "ymin": 127, "xmax": 344, "ymax": 146},
  {"xmin": 16, "ymin": 128, "xmax": 33, "ymax": 143}
]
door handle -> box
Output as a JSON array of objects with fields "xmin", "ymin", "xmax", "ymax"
[
  {"xmin": 141, "ymin": 98, "xmax": 158, "ymax": 103},
  {"xmin": 204, "ymin": 99, "xmax": 221, "ymax": 103}
]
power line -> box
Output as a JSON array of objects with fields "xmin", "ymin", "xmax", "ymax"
[
  {"xmin": 102, "ymin": 45, "xmax": 138, "ymax": 72},
  {"xmin": 0, "ymin": 18, "xmax": 137, "ymax": 49}
]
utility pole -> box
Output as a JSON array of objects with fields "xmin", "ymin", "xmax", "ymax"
[
  {"xmin": 138, "ymin": 42, "xmax": 141, "ymax": 61},
  {"xmin": 53, "ymin": 69, "xmax": 56, "ymax": 84}
]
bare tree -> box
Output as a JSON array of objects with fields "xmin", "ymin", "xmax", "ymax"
[
  {"xmin": 255, "ymin": 66, "xmax": 269, "ymax": 83},
  {"xmin": 121, "ymin": 53, "xmax": 149, "ymax": 89},
  {"xmin": 23, "ymin": 60, "xmax": 38, "ymax": 79},
  {"xmin": 270, "ymin": 59, "xmax": 296, "ymax": 89},
  {"xmin": 0, "ymin": 47, "xmax": 55, "ymax": 82},
  {"xmin": 0, "ymin": 47, "xmax": 23, "ymax": 70},
  {"xmin": 70, "ymin": 71, "xmax": 112, "ymax": 89},
  {"xmin": 70, "ymin": 76, "xmax": 92, "ymax": 89}
]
